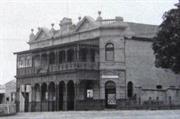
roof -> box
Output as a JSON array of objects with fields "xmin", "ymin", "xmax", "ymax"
[
  {"xmin": 0, "ymin": 85, "xmax": 5, "ymax": 93},
  {"xmin": 127, "ymin": 22, "xmax": 158, "ymax": 39},
  {"xmin": 28, "ymin": 16, "xmax": 159, "ymax": 44},
  {"xmin": 18, "ymin": 16, "xmax": 159, "ymax": 54}
]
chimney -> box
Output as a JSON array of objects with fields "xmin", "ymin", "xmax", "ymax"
[{"xmin": 59, "ymin": 17, "xmax": 73, "ymax": 32}]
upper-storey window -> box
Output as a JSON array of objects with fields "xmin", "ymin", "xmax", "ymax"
[
  {"xmin": 33, "ymin": 55, "xmax": 40, "ymax": 67},
  {"xmin": 90, "ymin": 49, "xmax": 96, "ymax": 62},
  {"xmin": 18, "ymin": 57, "xmax": 25, "ymax": 68},
  {"xmin": 49, "ymin": 52, "xmax": 55, "ymax": 64},
  {"xmin": 26, "ymin": 56, "xmax": 32, "ymax": 67},
  {"xmin": 67, "ymin": 49, "xmax": 74, "ymax": 62},
  {"xmin": 105, "ymin": 43, "xmax": 114, "ymax": 61},
  {"xmin": 80, "ymin": 48, "xmax": 88, "ymax": 62},
  {"xmin": 59, "ymin": 51, "xmax": 65, "ymax": 64},
  {"xmin": 18, "ymin": 55, "xmax": 32, "ymax": 68}
]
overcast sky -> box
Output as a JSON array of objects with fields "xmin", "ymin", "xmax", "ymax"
[{"xmin": 0, "ymin": 0, "xmax": 178, "ymax": 84}]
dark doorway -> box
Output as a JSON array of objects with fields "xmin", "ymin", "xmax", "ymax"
[
  {"xmin": 67, "ymin": 81, "xmax": 75, "ymax": 110},
  {"xmin": 59, "ymin": 81, "xmax": 65, "ymax": 110},
  {"xmin": 41, "ymin": 83, "xmax": 48, "ymax": 111},
  {"xmin": 24, "ymin": 93, "xmax": 29, "ymax": 112},
  {"xmin": 127, "ymin": 81, "xmax": 133, "ymax": 98},
  {"xmin": 105, "ymin": 81, "xmax": 116, "ymax": 108},
  {"xmin": 48, "ymin": 82, "xmax": 56, "ymax": 111},
  {"xmin": 41, "ymin": 83, "xmax": 47, "ymax": 101},
  {"xmin": 0, "ymin": 94, "xmax": 4, "ymax": 104}
]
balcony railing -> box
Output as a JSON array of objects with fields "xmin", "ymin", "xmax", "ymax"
[{"xmin": 17, "ymin": 62, "xmax": 99, "ymax": 77}]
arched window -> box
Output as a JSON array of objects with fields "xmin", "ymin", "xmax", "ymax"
[
  {"xmin": 34, "ymin": 84, "xmax": 40, "ymax": 102},
  {"xmin": 105, "ymin": 43, "xmax": 114, "ymax": 61},
  {"xmin": 127, "ymin": 81, "xmax": 133, "ymax": 98}
]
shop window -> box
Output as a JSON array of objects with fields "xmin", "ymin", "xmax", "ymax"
[{"xmin": 87, "ymin": 89, "xmax": 93, "ymax": 98}]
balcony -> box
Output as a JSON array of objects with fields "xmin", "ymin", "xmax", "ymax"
[{"xmin": 17, "ymin": 62, "xmax": 99, "ymax": 77}]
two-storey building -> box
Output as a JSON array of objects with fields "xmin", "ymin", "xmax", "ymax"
[{"xmin": 15, "ymin": 12, "xmax": 180, "ymax": 112}]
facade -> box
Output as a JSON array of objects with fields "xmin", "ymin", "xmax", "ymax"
[
  {"xmin": 0, "ymin": 85, "xmax": 5, "ymax": 104},
  {"xmin": 5, "ymin": 80, "xmax": 16, "ymax": 104},
  {"xmin": 15, "ymin": 12, "xmax": 180, "ymax": 112},
  {"xmin": 0, "ymin": 80, "xmax": 16, "ymax": 104},
  {"xmin": 0, "ymin": 80, "xmax": 16, "ymax": 115}
]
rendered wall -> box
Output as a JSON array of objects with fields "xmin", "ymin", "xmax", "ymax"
[{"xmin": 125, "ymin": 39, "xmax": 180, "ymax": 90}]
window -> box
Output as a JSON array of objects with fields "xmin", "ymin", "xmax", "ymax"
[
  {"xmin": 87, "ymin": 89, "xmax": 93, "ymax": 98},
  {"xmin": 105, "ymin": 43, "xmax": 114, "ymax": 61},
  {"xmin": 156, "ymin": 85, "xmax": 162, "ymax": 89},
  {"xmin": 149, "ymin": 97, "xmax": 152, "ymax": 100},
  {"xmin": 90, "ymin": 49, "xmax": 95, "ymax": 62},
  {"xmin": 67, "ymin": 49, "xmax": 74, "ymax": 62},
  {"xmin": 6, "ymin": 97, "xmax": 9, "ymax": 102},
  {"xmin": 86, "ymin": 81, "xmax": 93, "ymax": 99},
  {"xmin": 59, "ymin": 51, "xmax": 65, "ymax": 63},
  {"xmin": 49, "ymin": 52, "xmax": 55, "ymax": 64},
  {"xmin": 26, "ymin": 56, "xmax": 32, "ymax": 67},
  {"xmin": 127, "ymin": 81, "xmax": 133, "ymax": 98},
  {"xmin": 156, "ymin": 97, "xmax": 159, "ymax": 101},
  {"xmin": 33, "ymin": 55, "xmax": 41, "ymax": 67},
  {"xmin": 79, "ymin": 48, "xmax": 87, "ymax": 62},
  {"xmin": 18, "ymin": 57, "xmax": 25, "ymax": 68}
]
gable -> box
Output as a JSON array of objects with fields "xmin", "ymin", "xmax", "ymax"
[
  {"xmin": 75, "ymin": 16, "xmax": 97, "ymax": 32},
  {"xmin": 78, "ymin": 19, "xmax": 93, "ymax": 31},
  {"xmin": 34, "ymin": 28, "xmax": 51, "ymax": 41}
]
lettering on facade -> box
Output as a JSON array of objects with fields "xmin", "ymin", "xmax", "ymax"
[{"xmin": 101, "ymin": 75, "xmax": 119, "ymax": 78}]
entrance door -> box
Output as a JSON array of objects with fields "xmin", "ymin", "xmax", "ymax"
[{"xmin": 105, "ymin": 81, "xmax": 116, "ymax": 108}]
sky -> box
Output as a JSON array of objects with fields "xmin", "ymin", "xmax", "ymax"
[{"xmin": 0, "ymin": 0, "xmax": 178, "ymax": 84}]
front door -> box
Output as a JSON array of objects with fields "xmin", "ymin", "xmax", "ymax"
[{"xmin": 105, "ymin": 81, "xmax": 116, "ymax": 108}]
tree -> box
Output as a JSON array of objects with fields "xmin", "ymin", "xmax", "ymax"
[{"xmin": 152, "ymin": 1, "xmax": 180, "ymax": 73}]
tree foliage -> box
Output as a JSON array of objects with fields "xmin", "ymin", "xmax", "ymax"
[{"xmin": 152, "ymin": 2, "xmax": 180, "ymax": 73}]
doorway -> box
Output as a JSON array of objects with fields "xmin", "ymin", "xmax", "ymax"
[
  {"xmin": 67, "ymin": 81, "xmax": 75, "ymax": 110},
  {"xmin": 105, "ymin": 81, "xmax": 116, "ymax": 108}
]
